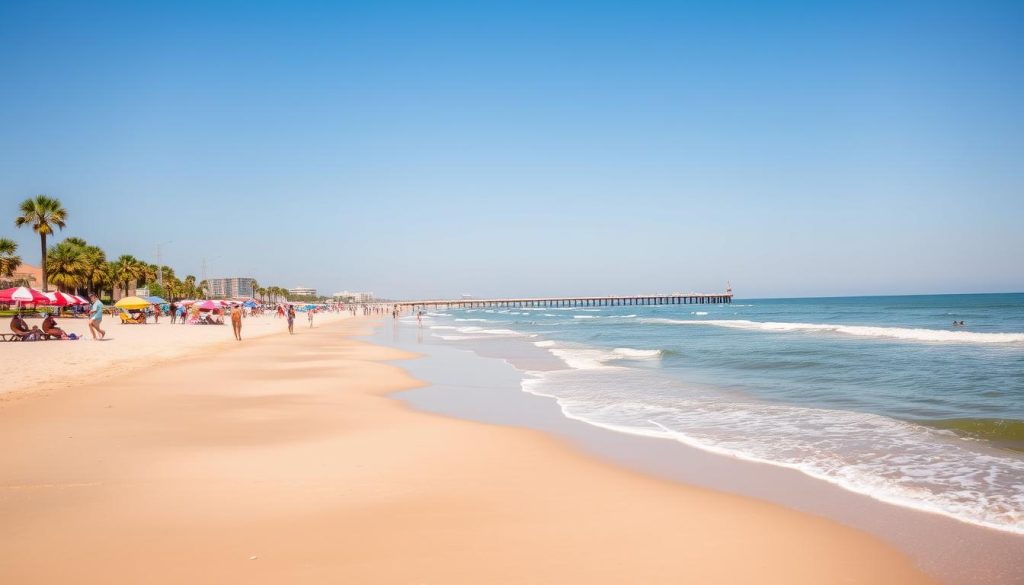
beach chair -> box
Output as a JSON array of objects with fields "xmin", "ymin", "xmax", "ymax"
[
  {"xmin": 1, "ymin": 333, "xmax": 20, "ymax": 342},
  {"xmin": 119, "ymin": 312, "xmax": 146, "ymax": 324}
]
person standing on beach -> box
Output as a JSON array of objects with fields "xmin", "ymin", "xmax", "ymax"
[
  {"xmin": 307, "ymin": 308, "xmax": 314, "ymax": 328},
  {"xmin": 170, "ymin": 302, "xmax": 177, "ymax": 324},
  {"xmin": 231, "ymin": 304, "xmax": 243, "ymax": 341},
  {"xmin": 287, "ymin": 306, "xmax": 295, "ymax": 334},
  {"xmin": 88, "ymin": 293, "xmax": 106, "ymax": 340}
]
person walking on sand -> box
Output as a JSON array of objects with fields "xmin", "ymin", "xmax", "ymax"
[
  {"xmin": 307, "ymin": 308, "xmax": 314, "ymax": 328},
  {"xmin": 287, "ymin": 306, "xmax": 295, "ymax": 334},
  {"xmin": 231, "ymin": 303, "xmax": 243, "ymax": 341},
  {"xmin": 88, "ymin": 293, "xmax": 106, "ymax": 340}
]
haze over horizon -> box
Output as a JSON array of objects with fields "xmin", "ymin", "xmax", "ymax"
[{"xmin": 2, "ymin": 1, "xmax": 1022, "ymax": 299}]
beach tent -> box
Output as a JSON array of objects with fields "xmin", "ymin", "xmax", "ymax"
[
  {"xmin": 114, "ymin": 296, "xmax": 153, "ymax": 310},
  {"xmin": 0, "ymin": 286, "xmax": 49, "ymax": 305}
]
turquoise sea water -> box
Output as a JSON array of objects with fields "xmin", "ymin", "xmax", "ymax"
[{"xmin": 422, "ymin": 293, "xmax": 1024, "ymax": 534}]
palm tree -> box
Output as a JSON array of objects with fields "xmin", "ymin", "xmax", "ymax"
[
  {"xmin": 0, "ymin": 238, "xmax": 22, "ymax": 278},
  {"xmin": 46, "ymin": 240, "xmax": 86, "ymax": 292},
  {"xmin": 15, "ymin": 195, "xmax": 68, "ymax": 291},
  {"xmin": 140, "ymin": 263, "xmax": 158, "ymax": 288},
  {"xmin": 163, "ymin": 275, "xmax": 181, "ymax": 300},
  {"xmin": 110, "ymin": 254, "xmax": 144, "ymax": 297},
  {"xmin": 79, "ymin": 245, "xmax": 109, "ymax": 296},
  {"xmin": 183, "ymin": 275, "xmax": 197, "ymax": 298},
  {"xmin": 249, "ymin": 278, "xmax": 259, "ymax": 300},
  {"xmin": 198, "ymin": 279, "xmax": 209, "ymax": 299}
]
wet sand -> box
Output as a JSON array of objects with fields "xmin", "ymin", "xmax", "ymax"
[{"xmin": 0, "ymin": 317, "xmax": 937, "ymax": 583}]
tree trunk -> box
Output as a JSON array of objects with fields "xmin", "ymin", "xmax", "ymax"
[{"xmin": 40, "ymin": 234, "xmax": 47, "ymax": 292}]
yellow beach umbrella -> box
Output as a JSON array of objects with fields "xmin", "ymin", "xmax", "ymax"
[{"xmin": 114, "ymin": 296, "xmax": 153, "ymax": 310}]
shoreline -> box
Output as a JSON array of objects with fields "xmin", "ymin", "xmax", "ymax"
[
  {"xmin": 381, "ymin": 325, "xmax": 1024, "ymax": 585},
  {"xmin": 0, "ymin": 317, "xmax": 940, "ymax": 583}
]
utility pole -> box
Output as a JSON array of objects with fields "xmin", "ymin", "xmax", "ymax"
[{"xmin": 156, "ymin": 240, "xmax": 171, "ymax": 286}]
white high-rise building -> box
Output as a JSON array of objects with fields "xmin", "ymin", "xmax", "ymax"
[
  {"xmin": 289, "ymin": 286, "xmax": 317, "ymax": 297},
  {"xmin": 332, "ymin": 290, "xmax": 374, "ymax": 303},
  {"xmin": 208, "ymin": 277, "xmax": 255, "ymax": 299}
]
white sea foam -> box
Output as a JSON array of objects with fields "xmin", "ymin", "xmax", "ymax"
[
  {"xmin": 548, "ymin": 348, "xmax": 625, "ymax": 370},
  {"xmin": 455, "ymin": 318, "xmax": 492, "ymax": 322},
  {"xmin": 640, "ymin": 318, "xmax": 1024, "ymax": 344},
  {"xmin": 545, "ymin": 345, "xmax": 663, "ymax": 370},
  {"xmin": 613, "ymin": 347, "xmax": 662, "ymax": 359},
  {"xmin": 429, "ymin": 325, "xmax": 458, "ymax": 330},
  {"xmin": 534, "ymin": 340, "xmax": 557, "ymax": 347},
  {"xmin": 448, "ymin": 326, "xmax": 526, "ymax": 337},
  {"xmin": 520, "ymin": 369, "xmax": 1024, "ymax": 534},
  {"xmin": 692, "ymin": 311, "xmax": 709, "ymax": 316},
  {"xmin": 573, "ymin": 315, "xmax": 598, "ymax": 319}
]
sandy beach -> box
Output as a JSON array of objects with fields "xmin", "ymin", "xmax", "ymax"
[
  {"xmin": 0, "ymin": 316, "xmax": 937, "ymax": 584},
  {"xmin": 2, "ymin": 310, "xmax": 347, "ymax": 401}
]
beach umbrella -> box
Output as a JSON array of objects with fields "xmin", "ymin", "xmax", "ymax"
[
  {"xmin": 195, "ymin": 300, "xmax": 220, "ymax": 310},
  {"xmin": 243, "ymin": 300, "xmax": 257, "ymax": 308},
  {"xmin": 146, "ymin": 296, "xmax": 167, "ymax": 305},
  {"xmin": 44, "ymin": 291, "xmax": 80, "ymax": 306},
  {"xmin": 0, "ymin": 286, "xmax": 49, "ymax": 305},
  {"xmin": 73, "ymin": 295, "xmax": 89, "ymax": 305},
  {"xmin": 114, "ymin": 296, "xmax": 153, "ymax": 310},
  {"xmin": 177, "ymin": 299, "xmax": 196, "ymax": 305}
]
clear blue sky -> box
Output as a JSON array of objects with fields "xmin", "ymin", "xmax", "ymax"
[{"xmin": 2, "ymin": 0, "xmax": 1022, "ymax": 299}]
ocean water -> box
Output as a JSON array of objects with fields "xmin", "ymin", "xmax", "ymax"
[{"xmin": 421, "ymin": 294, "xmax": 1024, "ymax": 534}]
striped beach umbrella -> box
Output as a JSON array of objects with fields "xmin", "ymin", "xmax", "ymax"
[
  {"xmin": 0, "ymin": 286, "xmax": 49, "ymax": 304},
  {"xmin": 43, "ymin": 291, "xmax": 81, "ymax": 306}
]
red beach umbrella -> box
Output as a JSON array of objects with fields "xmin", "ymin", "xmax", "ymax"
[
  {"xmin": 44, "ymin": 291, "xmax": 80, "ymax": 306},
  {"xmin": 0, "ymin": 286, "xmax": 50, "ymax": 304}
]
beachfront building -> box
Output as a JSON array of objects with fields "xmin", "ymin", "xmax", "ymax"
[
  {"xmin": 289, "ymin": 286, "xmax": 317, "ymax": 297},
  {"xmin": 2, "ymin": 262, "xmax": 43, "ymax": 289},
  {"xmin": 208, "ymin": 277, "xmax": 255, "ymax": 299},
  {"xmin": 332, "ymin": 290, "xmax": 374, "ymax": 303}
]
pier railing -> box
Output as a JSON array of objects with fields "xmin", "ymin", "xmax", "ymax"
[{"xmin": 398, "ymin": 294, "xmax": 732, "ymax": 309}]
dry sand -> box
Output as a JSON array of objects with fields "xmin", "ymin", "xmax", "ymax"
[
  {"xmin": 2, "ymin": 310, "xmax": 346, "ymax": 400},
  {"xmin": 0, "ymin": 317, "xmax": 938, "ymax": 584}
]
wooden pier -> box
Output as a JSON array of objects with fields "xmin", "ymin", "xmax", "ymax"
[{"xmin": 399, "ymin": 293, "xmax": 732, "ymax": 310}]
